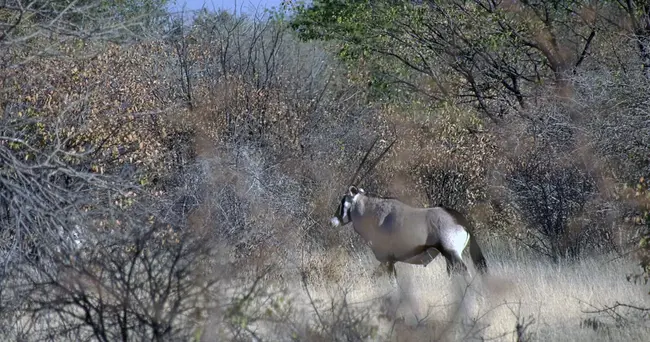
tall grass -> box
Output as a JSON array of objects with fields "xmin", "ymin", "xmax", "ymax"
[{"xmin": 288, "ymin": 239, "xmax": 650, "ymax": 341}]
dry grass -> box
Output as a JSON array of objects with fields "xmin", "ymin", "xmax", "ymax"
[{"xmin": 285, "ymin": 239, "xmax": 650, "ymax": 341}]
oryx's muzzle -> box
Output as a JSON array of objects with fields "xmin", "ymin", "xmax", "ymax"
[{"xmin": 330, "ymin": 198, "xmax": 351, "ymax": 227}]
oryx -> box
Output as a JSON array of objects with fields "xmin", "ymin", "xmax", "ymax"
[
  {"xmin": 330, "ymin": 186, "xmax": 488, "ymax": 279},
  {"xmin": 330, "ymin": 137, "xmax": 488, "ymax": 280}
]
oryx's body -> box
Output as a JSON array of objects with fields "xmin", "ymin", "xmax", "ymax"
[{"xmin": 331, "ymin": 186, "xmax": 488, "ymax": 278}]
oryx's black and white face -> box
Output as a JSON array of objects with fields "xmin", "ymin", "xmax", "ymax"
[{"xmin": 330, "ymin": 186, "xmax": 364, "ymax": 227}]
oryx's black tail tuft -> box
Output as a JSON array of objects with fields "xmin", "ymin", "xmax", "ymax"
[{"xmin": 469, "ymin": 234, "xmax": 488, "ymax": 275}]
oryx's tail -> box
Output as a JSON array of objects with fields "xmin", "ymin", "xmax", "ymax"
[{"xmin": 468, "ymin": 233, "xmax": 488, "ymax": 275}]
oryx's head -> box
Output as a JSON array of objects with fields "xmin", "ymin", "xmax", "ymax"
[
  {"xmin": 329, "ymin": 133, "xmax": 397, "ymax": 227},
  {"xmin": 330, "ymin": 186, "xmax": 365, "ymax": 227}
]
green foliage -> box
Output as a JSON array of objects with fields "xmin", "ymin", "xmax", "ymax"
[
  {"xmin": 289, "ymin": 0, "xmax": 642, "ymax": 119},
  {"xmin": 289, "ymin": 0, "xmax": 417, "ymax": 100}
]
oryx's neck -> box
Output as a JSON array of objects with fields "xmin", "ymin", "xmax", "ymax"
[
  {"xmin": 351, "ymin": 195, "xmax": 368, "ymax": 215},
  {"xmin": 352, "ymin": 195, "xmax": 425, "ymax": 220},
  {"xmin": 351, "ymin": 195, "xmax": 395, "ymax": 217}
]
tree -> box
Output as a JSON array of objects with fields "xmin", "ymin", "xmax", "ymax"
[{"xmin": 289, "ymin": 1, "xmax": 639, "ymax": 121}]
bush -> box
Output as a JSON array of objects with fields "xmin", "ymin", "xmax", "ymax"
[{"xmin": 505, "ymin": 147, "xmax": 599, "ymax": 261}]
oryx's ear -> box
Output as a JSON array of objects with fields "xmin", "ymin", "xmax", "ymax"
[{"xmin": 349, "ymin": 186, "xmax": 359, "ymax": 195}]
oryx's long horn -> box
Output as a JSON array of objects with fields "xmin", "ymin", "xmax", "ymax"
[
  {"xmin": 348, "ymin": 135, "xmax": 380, "ymax": 186},
  {"xmin": 356, "ymin": 137, "xmax": 397, "ymax": 185}
]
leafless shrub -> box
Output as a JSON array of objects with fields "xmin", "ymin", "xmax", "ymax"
[
  {"xmin": 0, "ymin": 116, "xmax": 130, "ymax": 265},
  {"xmin": 418, "ymin": 162, "xmax": 479, "ymax": 210},
  {"xmin": 580, "ymin": 299, "xmax": 650, "ymax": 338},
  {"xmin": 297, "ymin": 272, "xmax": 378, "ymax": 342},
  {"xmin": 163, "ymin": 7, "xmax": 340, "ymax": 160},
  {"xmin": 0, "ymin": 117, "xmax": 198, "ymax": 341},
  {"xmin": 209, "ymin": 267, "xmax": 296, "ymax": 342},
  {"xmin": 185, "ymin": 143, "xmax": 307, "ymax": 267},
  {"xmin": 0, "ymin": 0, "xmax": 166, "ymax": 68},
  {"xmin": 484, "ymin": 64, "xmax": 650, "ymax": 261},
  {"xmin": 503, "ymin": 301, "xmax": 537, "ymax": 342},
  {"xmin": 0, "ymin": 124, "xmax": 297, "ymax": 341},
  {"xmin": 156, "ymin": 8, "xmax": 398, "ymax": 261},
  {"xmin": 504, "ymin": 146, "xmax": 600, "ymax": 261},
  {"xmin": 570, "ymin": 69, "xmax": 650, "ymax": 185},
  {"xmin": 13, "ymin": 215, "xmax": 220, "ymax": 341}
]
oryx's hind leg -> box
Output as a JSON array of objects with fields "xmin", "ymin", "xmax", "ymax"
[
  {"xmin": 386, "ymin": 260, "xmax": 397, "ymax": 280},
  {"xmin": 440, "ymin": 249, "xmax": 468, "ymax": 276},
  {"xmin": 385, "ymin": 261, "xmax": 400, "ymax": 289}
]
